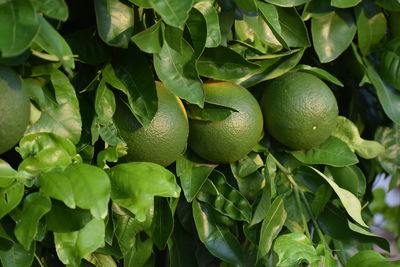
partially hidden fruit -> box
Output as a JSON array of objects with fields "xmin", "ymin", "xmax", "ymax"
[
  {"xmin": 114, "ymin": 82, "xmax": 189, "ymax": 167},
  {"xmin": 188, "ymin": 81, "xmax": 263, "ymax": 163},
  {"xmin": 0, "ymin": 66, "xmax": 30, "ymax": 154},
  {"xmin": 261, "ymin": 72, "xmax": 338, "ymax": 150}
]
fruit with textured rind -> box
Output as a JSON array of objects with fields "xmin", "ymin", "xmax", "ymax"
[
  {"xmin": 114, "ymin": 82, "xmax": 189, "ymax": 167},
  {"xmin": 261, "ymin": 72, "xmax": 338, "ymax": 150},
  {"xmin": 0, "ymin": 66, "xmax": 30, "ymax": 154},
  {"xmin": 188, "ymin": 81, "xmax": 264, "ymax": 163}
]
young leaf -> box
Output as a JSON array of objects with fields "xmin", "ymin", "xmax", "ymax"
[
  {"xmin": 14, "ymin": 192, "xmax": 51, "ymax": 250},
  {"xmin": 131, "ymin": 21, "xmax": 164, "ymax": 54},
  {"xmin": 0, "ymin": 242, "xmax": 35, "ymax": 267},
  {"xmin": 257, "ymin": 195, "xmax": 287, "ymax": 259},
  {"xmin": 186, "ymin": 8, "xmax": 207, "ymax": 58},
  {"xmin": 94, "ymin": 0, "xmax": 134, "ymax": 48},
  {"xmin": 197, "ymin": 47, "xmax": 259, "ymax": 80},
  {"xmin": 34, "ymin": 17, "xmax": 75, "ymax": 72},
  {"xmin": 148, "ymin": 0, "xmax": 193, "ymax": 28},
  {"xmin": 309, "ymin": 166, "xmax": 368, "ymax": 227},
  {"xmin": 31, "ymin": 0, "xmax": 69, "ymax": 21},
  {"xmin": 176, "ymin": 154, "xmax": 215, "ymax": 202},
  {"xmin": 289, "ymin": 136, "xmax": 359, "ymax": 167},
  {"xmin": 151, "ymin": 197, "xmax": 174, "ymax": 250},
  {"xmin": 347, "ymin": 250, "xmax": 399, "ymax": 267},
  {"xmin": 154, "ymin": 38, "xmax": 204, "ymax": 107},
  {"xmin": 109, "ymin": 162, "xmax": 181, "ymax": 222},
  {"xmin": 311, "ymin": 9, "xmax": 356, "ymax": 63},
  {"xmin": 0, "ymin": 160, "xmax": 17, "ymax": 188},
  {"xmin": 0, "ymin": 0, "xmax": 39, "ymax": 57},
  {"xmin": 54, "ymin": 218, "xmax": 105, "ymax": 267},
  {"xmin": 293, "ymin": 64, "xmax": 344, "ymax": 87},
  {"xmin": 273, "ymin": 233, "xmax": 320, "ymax": 266},
  {"xmin": 0, "ymin": 182, "xmax": 24, "ymax": 219},
  {"xmin": 111, "ymin": 46, "xmax": 158, "ymax": 128},
  {"xmin": 194, "ymin": 1, "xmax": 221, "ymax": 48},
  {"xmin": 192, "ymin": 200, "xmax": 245, "ymax": 266}
]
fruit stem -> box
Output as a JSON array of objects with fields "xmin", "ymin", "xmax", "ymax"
[{"xmin": 34, "ymin": 254, "xmax": 45, "ymax": 267}]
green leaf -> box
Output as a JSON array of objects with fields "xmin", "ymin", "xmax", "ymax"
[
  {"xmin": 364, "ymin": 59, "xmax": 400, "ymax": 124},
  {"xmin": 0, "ymin": 182, "xmax": 24, "ymax": 219},
  {"xmin": 347, "ymin": 250, "xmax": 399, "ymax": 266},
  {"xmin": 375, "ymin": 125, "xmax": 400, "ymax": 176},
  {"xmin": 235, "ymin": 48, "xmax": 305, "ymax": 87},
  {"xmin": 0, "ymin": 160, "xmax": 17, "ymax": 188},
  {"xmin": 84, "ymin": 253, "xmax": 117, "ymax": 267},
  {"xmin": 289, "ymin": 136, "xmax": 359, "ymax": 167},
  {"xmin": 111, "ymin": 46, "xmax": 158, "ymax": 128},
  {"xmin": 167, "ymin": 220, "xmax": 198, "ymax": 267},
  {"xmin": 257, "ymin": 3, "xmax": 310, "ymax": 48},
  {"xmin": 186, "ymin": 8, "xmax": 207, "ymax": 58},
  {"xmin": 378, "ymin": 37, "xmax": 400, "ymax": 90},
  {"xmin": 96, "ymin": 145, "xmax": 127, "ymax": 168},
  {"xmin": 131, "ymin": 21, "xmax": 164, "ymax": 54},
  {"xmin": 331, "ymin": 0, "xmax": 362, "ymax": 8},
  {"xmin": 27, "ymin": 70, "xmax": 82, "ymax": 144},
  {"xmin": 63, "ymin": 163, "xmax": 111, "ymax": 219},
  {"xmin": 124, "ymin": 237, "xmax": 153, "ymax": 267},
  {"xmin": 264, "ymin": 0, "xmax": 309, "ymax": 7},
  {"xmin": 273, "ymin": 232, "xmax": 320, "ymax": 267},
  {"xmin": 128, "ymin": 0, "xmax": 151, "ymax": 8},
  {"xmin": 94, "ymin": 80, "xmax": 115, "ymax": 124},
  {"xmin": 0, "ymin": 0, "xmax": 39, "ymax": 57},
  {"xmin": 14, "ymin": 193, "xmax": 51, "ymax": 250},
  {"xmin": 151, "ymin": 197, "xmax": 174, "ymax": 250},
  {"xmin": 356, "ymin": 0, "xmax": 387, "ymax": 56},
  {"xmin": 39, "ymin": 171, "xmax": 76, "ymax": 208},
  {"xmin": 375, "ymin": 0, "xmax": 400, "ymax": 11},
  {"xmin": 194, "ymin": 1, "xmax": 221, "ymax": 48},
  {"xmin": 109, "ymin": 162, "xmax": 181, "ymax": 222},
  {"xmin": 94, "ymin": 0, "xmax": 134, "ymax": 48},
  {"xmin": 311, "ymin": 184, "xmax": 332, "ymax": 216},
  {"xmin": 197, "ymin": 46, "xmax": 259, "ymax": 80},
  {"xmin": 311, "ymin": 9, "xmax": 356, "ymax": 63},
  {"xmin": 34, "ymin": 17, "xmax": 75, "ymax": 72},
  {"xmin": 197, "ymin": 170, "xmax": 252, "ymax": 222},
  {"xmin": 0, "ymin": 242, "xmax": 35, "ymax": 267},
  {"xmin": 176, "ymin": 154, "xmax": 215, "ymax": 202},
  {"xmin": 186, "ymin": 101, "xmax": 238, "ymax": 122},
  {"xmin": 31, "ymin": 0, "xmax": 69, "ymax": 21},
  {"xmin": 257, "ymin": 195, "xmax": 287, "ymax": 259},
  {"xmin": 308, "ymin": 166, "xmax": 368, "ymax": 227},
  {"xmin": 192, "ymin": 200, "xmax": 244, "ymax": 266},
  {"xmin": 327, "ymin": 165, "xmax": 366, "ymax": 198},
  {"xmin": 148, "ymin": 0, "xmax": 193, "ymax": 28},
  {"xmin": 332, "ymin": 116, "xmax": 385, "ymax": 159},
  {"xmin": 233, "ymin": 0, "xmax": 257, "ymax": 11},
  {"xmin": 293, "ymin": 64, "xmax": 344, "ymax": 87},
  {"xmin": 54, "ymin": 218, "xmax": 105, "ymax": 267},
  {"xmin": 154, "ymin": 38, "xmax": 204, "ymax": 107},
  {"xmin": 46, "ymin": 201, "xmax": 92, "ymax": 233}
]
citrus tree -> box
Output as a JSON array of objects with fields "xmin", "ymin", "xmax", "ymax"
[{"xmin": 0, "ymin": 0, "xmax": 399, "ymax": 266}]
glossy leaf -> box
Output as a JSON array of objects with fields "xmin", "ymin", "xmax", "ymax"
[
  {"xmin": 327, "ymin": 165, "xmax": 366, "ymax": 198},
  {"xmin": 0, "ymin": 242, "xmax": 35, "ymax": 267},
  {"xmin": 34, "ymin": 17, "xmax": 74, "ymax": 72},
  {"xmin": 109, "ymin": 162, "xmax": 181, "ymax": 222},
  {"xmin": 197, "ymin": 170, "xmax": 252, "ymax": 222},
  {"xmin": 192, "ymin": 200, "xmax": 244, "ymax": 266},
  {"xmin": 311, "ymin": 9, "xmax": 356, "ymax": 63},
  {"xmin": 0, "ymin": 182, "xmax": 24, "ymax": 219},
  {"xmin": 94, "ymin": 0, "xmax": 134, "ymax": 48},
  {"xmin": 197, "ymin": 47, "xmax": 259, "ymax": 80},
  {"xmin": 273, "ymin": 233, "xmax": 320, "ymax": 266},
  {"xmin": 356, "ymin": 0, "xmax": 387, "ymax": 56},
  {"xmin": 0, "ymin": 160, "xmax": 17, "ymax": 188},
  {"xmin": 264, "ymin": 0, "xmax": 309, "ymax": 7},
  {"xmin": 293, "ymin": 64, "xmax": 344, "ymax": 87},
  {"xmin": 151, "ymin": 197, "xmax": 174, "ymax": 250},
  {"xmin": 39, "ymin": 171, "xmax": 76, "ymax": 208},
  {"xmin": 309, "ymin": 166, "xmax": 368, "ymax": 227},
  {"xmin": 258, "ymin": 3, "xmax": 310, "ymax": 48},
  {"xmin": 332, "ymin": 116, "xmax": 385, "ymax": 159},
  {"xmin": 148, "ymin": 0, "xmax": 193, "ymax": 28},
  {"xmin": 289, "ymin": 136, "xmax": 359, "ymax": 167},
  {"xmin": 187, "ymin": 101, "xmax": 238, "ymax": 122},
  {"xmin": 0, "ymin": 0, "xmax": 39, "ymax": 57},
  {"xmin": 55, "ymin": 218, "xmax": 105, "ymax": 267},
  {"xmin": 375, "ymin": 125, "xmax": 400, "ymax": 176},
  {"xmin": 95, "ymin": 80, "xmax": 116, "ymax": 124},
  {"xmin": 194, "ymin": 1, "xmax": 221, "ymax": 48},
  {"xmin": 331, "ymin": 0, "xmax": 362, "ymax": 8},
  {"xmin": 250, "ymin": 183, "xmax": 272, "ymax": 226},
  {"xmin": 154, "ymin": 38, "xmax": 204, "ymax": 107},
  {"xmin": 257, "ymin": 195, "xmax": 287, "ymax": 259},
  {"xmin": 111, "ymin": 46, "xmax": 158, "ymax": 127},
  {"xmin": 27, "ymin": 70, "xmax": 82, "ymax": 144},
  {"xmin": 46, "ymin": 201, "xmax": 92, "ymax": 233},
  {"xmin": 231, "ymin": 152, "xmax": 264, "ymax": 178},
  {"xmin": 31, "ymin": 0, "xmax": 69, "ymax": 21},
  {"xmin": 365, "ymin": 59, "xmax": 400, "ymax": 124},
  {"xmin": 176, "ymin": 154, "xmax": 215, "ymax": 201},
  {"xmin": 186, "ymin": 8, "xmax": 207, "ymax": 57},
  {"xmin": 347, "ymin": 250, "xmax": 399, "ymax": 266},
  {"xmin": 14, "ymin": 193, "xmax": 51, "ymax": 250},
  {"xmin": 131, "ymin": 21, "xmax": 164, "ymax": 54}
]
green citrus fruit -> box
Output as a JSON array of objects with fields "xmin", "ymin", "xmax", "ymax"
[
  {"xmin": 188, "ymin": 81, "xmax": 263, "ymax": 163},
  {"xmin": 261, "ymin": 72, "xmax": 338, "ymax": 150},
  {"xmin": 114, "ymin": 82, "xmax": 189, "ymax": 167},
  {"xmin": 0, "ymin": 66, "xmax": 30, "ymax": 154}
]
